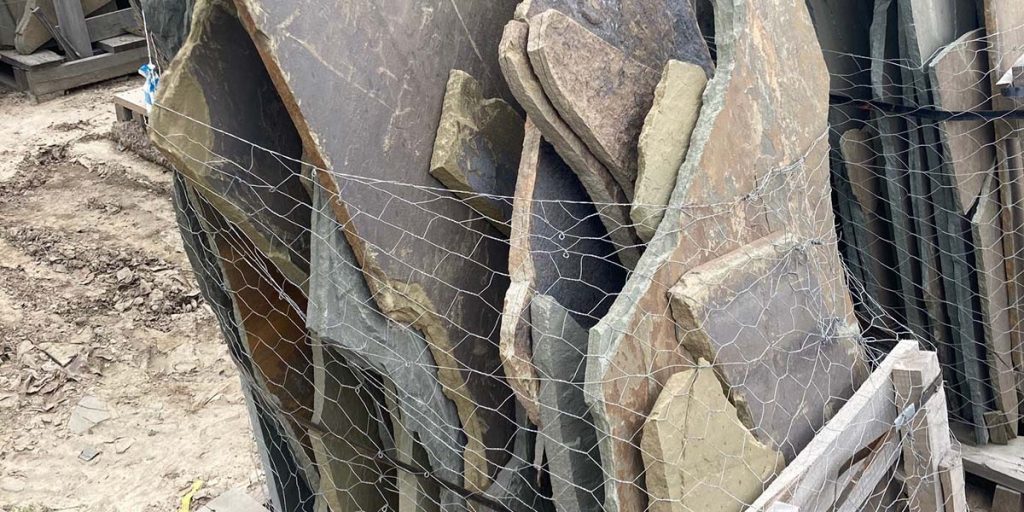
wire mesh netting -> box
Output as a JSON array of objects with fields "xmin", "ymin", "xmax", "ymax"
[{"xmin": 128, "ymin": 0, "xmax": 1024, "ymax": 510}]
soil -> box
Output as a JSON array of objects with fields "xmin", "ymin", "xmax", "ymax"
[{"xmin": 0, "ymin": 79, "xmax": 262, "ymax": 511}]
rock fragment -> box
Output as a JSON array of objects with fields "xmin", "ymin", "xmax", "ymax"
[{"xmin": 632, "ymin": 60, "xmax": 708, "ymax": 242}]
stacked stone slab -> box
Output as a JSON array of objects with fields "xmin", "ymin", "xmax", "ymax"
[{"xmin": 145, "ymin": 0, "xmax": 884, "ymax": 509}]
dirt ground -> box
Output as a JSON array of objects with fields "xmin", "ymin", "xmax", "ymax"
[{"xmin": 0, "ymin": 79, "xmax": 263, "ymax": 511}]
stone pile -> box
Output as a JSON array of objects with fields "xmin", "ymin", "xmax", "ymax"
[
  {"xmin": 143, "ymin": 0, "xmax": 904, "ymax": 510},
  {"xmin": 813, "ymin": 0, "xmax": 1024, "ymax": 447}
]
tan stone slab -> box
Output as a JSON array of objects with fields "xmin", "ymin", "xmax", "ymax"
[
  {"xmin": 669, "ymin": 232, "xmax": 866, "ymax": 459},
  {"xmin": 498, "ymin": 19, "xmax": 642, "ymax": 269},
  {"xmin": 501, "ymin": 119, "xmax": 627, "ymax": 424},
  {"xmin": 929, "ymin": 28, "xmax": 997, "ymax": 213},
  {"xmin": 231, "ymin": 0, "xmax": 521, "ymax": 491},
  {"xmin": 430, "ymin": 70, "xmax": 524, "ymax": 236},
  {"xmin": 641, "ymin": 365, "xmax": 783, "ymax": 512},
  {"xmin": 585, "ymin": 0, "xmax": 857, "ymax": 508},
  {"xmin": 527, "ymin": 9, "xmax": 660, "ymax": 198},
  {"xmin": 633, "ymin": 60, "xmax": 707, "ymax": 242},
  {"xmin": 14, "ymin": 0, "xmax": 111, "ymax": 55}
]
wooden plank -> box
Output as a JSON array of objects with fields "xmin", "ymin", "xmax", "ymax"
[
  {"xmin": 993, "ymin": 485, "xmax": 1024, "ymax": 512},
  {"xmin": 961, "ymin": 436, "xmax": 1024, "ymax": 493},
  {"xmin": 938, "ymin": 447, "xmax": 968, "ymax": 512},
  {"xmin": 892, "ymin": 350, "xmax": 948, "ymax": 511},
  {"xmin": 113, "ymin": 87, "xmax": 146, "ymax": 115},
  {"xmin": 83, "ymin": 8, "xmax": 138, "ymax": 42},
  {"xmin": 53, "ymin": 0, "xmax": 93, "ymax": 58},
  {"xmin": 834, "ymin": 430, "xmax": 901, "ymax": 512},
  {"xmin": 22, "ymin": 45, "xmax": 145, "ymax": 97},
  {"xmin": 0, "ymin": 48, "xmax": 63, "ymax": 69},
  {"xmin": 14, "ymin": 0, "xmax": 110, "ymax": 55},
  {"xmin": 96, "ymin": 33, "xmax": 144, "ymax": 53},
  {"xmin": 746, "ymin": 341, "xmax": 919, "ymax": 511},
  {"xmin": 0, "ymin": 0, "xmax": 16, "ymax": 47}
]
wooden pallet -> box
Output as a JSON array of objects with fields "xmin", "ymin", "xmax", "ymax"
[
  {"xmin": 0, "ymin": 37, "xmax": 146, "ymax": 102},
  {"xmin": 113, "ymin": 86, "xmax": 147, "ymax": 122}
]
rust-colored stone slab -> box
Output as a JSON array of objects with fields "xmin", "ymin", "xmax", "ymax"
[
  {"xmin": 14, "ymin": 0, "xmax": 110, "ymax": 54},
  {"xmin": 514, "ymin": 0, "xmax": 713, "ymax": 75},
  {"xmin": 501, "ymin": 119, "xmax": 626, "ymax": 424},
  {"xmin": 584, "ymin": 0, "xmax": 856, "ymax": 508},
  {"xmin": 633, "ymin": 60, "xmax": 707, "ymax": 242},
  {"xmin": 669, "ymin": 233, "xmax": 866, "ymax": 459},
  {"xmin": 641, "ymin": 365, "xmax": 783, "ymax": 512},
  {"xmin": 231, "ymin": 0, "xmax": 518, "ymax": 491},
  {"xmin": 498, "ymin": 20, "xmax": 642, "ymax": 268},
  {"xmin": 149, "ymin": 0, "xmax": 310, "ymax": 287},
  {"xmin": 430, "ymin": 70, "xmax": 524, "ymax": 236},
  {"xmin": 929, "ymin": 29, "xmax": 996, "ymax": 213},
  {"xmin": 527, "ymin": 9, "xmax": 660, "ymax": 197}
]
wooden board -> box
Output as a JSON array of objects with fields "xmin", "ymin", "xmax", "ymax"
[
  {"xmin": 962, "ymin": 436, "xmax": 1024, "ymax": 493},
  {"xmin": 231, "ymin": 0, "xmax": 520, "ymax": 491},
  {"xmin": 83, "ymin": 8, "xmax": 139, "ymax": 43},
  {"xmin": 748, "ymin": 341, "xmax": 919, "ymax": 510},
  {"xmin": 0, "ymin": 48, "xmax": 63, "ymax": 68},
  {"xmin": 97, "ymin": 33, "xmax": 145, "ymax": 53},
  {"xmin": 14, "ymin": 0, "xmax": 110, "ymax": 54},
  {"xmin": 584, "ymin": 1, "xmax": 858, "ymax": 508},
  {"xmin": 501, "ymin": 120, "xmax": 626, "ymax": 423}
]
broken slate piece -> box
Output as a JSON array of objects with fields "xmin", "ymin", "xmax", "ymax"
[
  {"xmin": 585, "ymin": 1, "xmax": 856, "ymax": 506},
  {"xmin": 308, "ymin": 182, "xmax": 464, "ymax": 510},
  {"xmin": 528, "ymin": 9, "xmax": 660, "ymax": 197},
  {"xmin": 532, "ymin": 294, "xmax": 604, "ymax": 512},
  {"xmin": 669, "ymin": 233, "xmax": 866, "ymax": 459},
  {"xmin": 498, "ymin": 20, "xmax": 642, "ymax": 268},
  {"xmin": 69, "ymin": 394, "xmax": 111, "ymax": 434},
  {"xmin": 78, "ymin": 445, "xmax": 101, "ymax": 462},
  {"xmin": 632, "ymin": 60, "xmax": 707, "ymax": 242},
  {"xmin": 197, "ymin": 487, "xmax": 267, "ymax": 512},
  {"xmin": 641, "ymin": 365, "xmax": 783, "ymax": 512},
  {"xmin": 430, "ymin": 70, "xmax": 525, "ymax": 235},
  {"xmin": 231, "ymin": 0, "xmax": 519, "ymax": 490},
  {"xmin": 515, "ymin": 0, "xmax": 713, "ymax": 75},
  {"xmin": 501, "ymin": 120, "xmax": 627, "ymax": 424}
]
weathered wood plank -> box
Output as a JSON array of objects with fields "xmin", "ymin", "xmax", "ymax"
[
  {"xmin": 962, "ymin": 436, "xmax": 1024, "ymax": 494},
  {"xmin": 20, "ymin": 45, "xmax": 145, "ymax": 98},
  {"xmin": 892, "ymin": 350, "xmax": 948, "ymax": 511},
  {"xmin": 14, "ymin": 0, "xmax": 110, "ymax": 54},
  {"xmin": 585, "ymin": 1, "xmax": 858, "ymax": 508},
  {"xmin": 993, "ymin": 485, "xmax": 1024, "ymax": 512},
  {"xmin": 0, "ymin": 48, "xmax": 63, "ymax": 68},
  {"xmin": 83, "ymin": 8, "xmax": 139, "ymax": 42},
  {"xmin": 96, "ymin": 33, "xmax": 145, "ymax": 53}
]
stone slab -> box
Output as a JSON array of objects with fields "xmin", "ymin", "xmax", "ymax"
[
  {"xmin": 584, "ymin": 0, "xmax": 857, "ymax": 507},
  {"xmin": 309, "ymin": 338, "xmax": 397, "ymax": 512},
  {"xmin": 527, "ymin": 9, "xmax": 659, "ymax": 197},
  {"xmin": 480, "ymin": 407, "xmax": 553, "ymax": 512},
  {"xmin": 641, "ymin": 365, "xmax": 783, "ymax": 512},
  {"xmin": 514, "ymin": 0, "xmax": 713, "ymax": 75},
  {"xmin": 231, "ymin": 0, "xmax": 520, "ymax": 490},
  {"xmin": 149, "ymin": 0, "xmax": 310, "ymax": 287},
  {"xmin": 307, "ymin": 183, "xmax": 465, "ymax": 509},
  {"xmin": 532, "ymin": 294, "xmax": 604, "ymax": 512},
  {"xmin": 669, "ymin": 233, "xmax": 865, "ymax": 459},
  {"xmin": 632, "ymin": 60, "xmax": 706, "ymax": 243},
  {"xmin": 501, "ymin": 120, "xmax": 626, "ymax": 424},
  {"xmin": 498, "ymin": 19, "xmax": 642, "ymax": 268},
  {"xmin": 929, "ymin": 29, "xmax": 996, "ymax": 213},
  {"xmin": 972, "ymin": 172, "xmax": 1019, "ymax": 426},
  {"xmin": 172, "ymin": 176, "xmax": 315, "ymax": 512},
  {"xmin": 430, "ymin": 70, "xmax": 524, "ymax": 236},
  {"xmin": 14, "ymin": 0, "xmax": 110, "ymax": 55}
]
